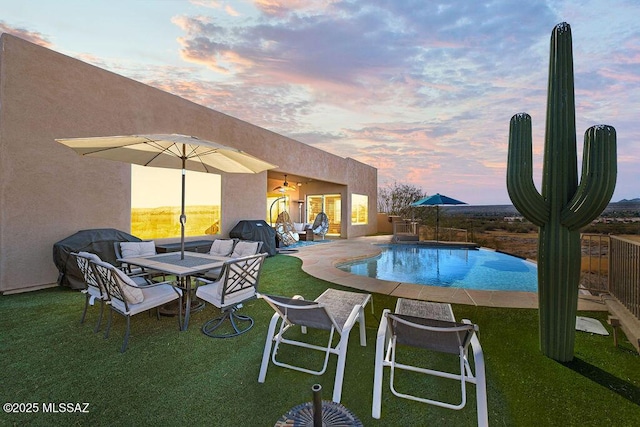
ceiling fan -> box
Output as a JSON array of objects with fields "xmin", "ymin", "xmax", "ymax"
[{"xmin": 273, "ymin": 174, "xmax": 297, "ymax": 193}]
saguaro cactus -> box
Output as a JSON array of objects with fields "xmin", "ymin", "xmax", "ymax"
[{"xmin": 506, "ymin": 22, "xmax": 617, "ymax": 362}]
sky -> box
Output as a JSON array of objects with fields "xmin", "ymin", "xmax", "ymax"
[{"xmin": 1, "ymin": 0, "xmax": 638, "ymax": 205}]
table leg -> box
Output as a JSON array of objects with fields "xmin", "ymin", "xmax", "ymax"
[
  {"xmin": 182, "ymin": 276, "xmax": 192, "ymax": 331},
  {"xmin": 159, "ymin": 275, "xmax": 205, "ymax": 325}
]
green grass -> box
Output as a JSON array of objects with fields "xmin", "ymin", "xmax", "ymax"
[{"xmin": 1, "ymin": 255, "xmax": 638, "ymax": 426}]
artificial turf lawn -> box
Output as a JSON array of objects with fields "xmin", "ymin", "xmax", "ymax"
[{"xmin": 0, "ymin": 254, "xmax": 638, "ymax": 426}]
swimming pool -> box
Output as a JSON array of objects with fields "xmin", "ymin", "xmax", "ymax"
[{"xmin": 337, "ymin": 244, "xmax": 538, "ymax": 292}]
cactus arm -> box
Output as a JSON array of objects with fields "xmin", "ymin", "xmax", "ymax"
[
  {"xmin": 561, "ymin": 125, "xmax": 617, "ymax": 230},
  {"xmin": 506, "ymin": 113, "xmax": 549, "ymax": 226}
]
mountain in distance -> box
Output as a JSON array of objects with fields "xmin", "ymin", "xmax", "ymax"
[{"xmin": 442, "ymin": 199, "xmax": 639, "ymax": 217}]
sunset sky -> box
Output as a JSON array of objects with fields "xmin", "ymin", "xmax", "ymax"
[{"xmin": 2, "ymin": 0, "xmax": 638, "ymax": 205}]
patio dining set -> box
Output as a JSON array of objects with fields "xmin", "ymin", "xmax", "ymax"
[{"xmin": 71, "ymin": 238, "xmax": 488, "ymax": 425}]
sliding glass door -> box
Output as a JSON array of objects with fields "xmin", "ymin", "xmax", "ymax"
[{"xmin": 306, "ymin": 194, "xmax": 341, "ymax": 236}]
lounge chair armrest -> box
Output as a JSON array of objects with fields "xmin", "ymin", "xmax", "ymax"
[
  {"xmin": 462, "ymin": 318, "xmax": 480, "ymax": 333},
  {"xmin": 377, "ymin": 309, "xmax": 391, "ymax": 339},
  {"xmin": 342, "ymin": 304, "xmax": 364, "ymax": 332}
]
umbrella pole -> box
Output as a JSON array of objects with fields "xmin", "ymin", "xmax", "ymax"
[
  {"xmin": 436, "ymin": 206, "xmax": 440, "ymax": 242},
  {"xmin": 180, "ymin": 148, "xmax": 186, "ymax": 260}
]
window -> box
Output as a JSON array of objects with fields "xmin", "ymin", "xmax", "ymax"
[
  {"xmin": 351, "ymin": 194, "xmax": 368, "ymax": 225},
  {"xmin": 131, "ymin": 165, "xmax": 221, "ymax": 239}
]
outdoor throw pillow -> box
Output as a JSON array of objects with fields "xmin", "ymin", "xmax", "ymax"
[
  {"xmin": 112, "ymin": 267, "xmax": 145, "ymax": 304},
  {"xmin": 120, "ymin": 241, "xmax": 156, "ymax": 258},
  {"xmin": 209, "ymin": 239, "xmax": 235, "ymax": 256},
  {"xmin": 231, "ymin": 241, "xmax": 259, "ymax": 257}
]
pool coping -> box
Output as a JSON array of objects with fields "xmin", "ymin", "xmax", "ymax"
[{"xmin": 281, "ymin": 235, "xmax": 607, "ymax": 311}]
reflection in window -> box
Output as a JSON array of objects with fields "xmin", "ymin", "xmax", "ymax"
[
  {"xmin": 131, "ymin": 165, "xmax": 221, "ymax": 239},
  {"xmin": 351, "ymin": 194, "xmax": 368, "ymax": 225},
  {"xmin": 307, "ymin": 194, "xmax": 341, "ymax": 235}
]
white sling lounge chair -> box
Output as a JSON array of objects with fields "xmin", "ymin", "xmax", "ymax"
[
  {"xmin": 372, "ymin": 299, "xmax": 488, "ymax": 426},
  {"xmin": 258, "ymin": 289, "xmax": 371, "ymax": 403}
]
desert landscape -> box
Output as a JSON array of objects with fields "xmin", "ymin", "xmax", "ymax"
[
  {"xmin": 131, "ymin": 205, "xmax": 220, "ymax": 240},
  {"xmin": 435, "ymin": 201, "xmax": 640, "ymax": 292}
]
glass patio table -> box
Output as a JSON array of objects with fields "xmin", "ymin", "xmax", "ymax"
[{"xmin": 117, "ymin": 252, "xmax": 227, "ymax": 331}]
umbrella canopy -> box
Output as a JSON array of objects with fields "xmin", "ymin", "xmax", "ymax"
[
  {"xmin": 411, "ymin": 193, "xmax": 466, "ymax": 242},
  {"xmin": 411, "ymin": 193, "xmax": 466, "ymax": 207},
  {"xmin": 57, "ymin": 134, "xmax": 277, "ymax": 258},
  {"xmin": 56, "ymin": 134, "xmax": 276, "ymax": 174}
]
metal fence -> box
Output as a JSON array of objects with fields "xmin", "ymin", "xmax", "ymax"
[
  {"xmin": 580, "ymin": 233, "xmax": 610, "ymax": 293},
  {"xmin": 609, "ymin": 236, "xmax": 640, "ymax": 319},
  {"xmin": 419, "ymin": 226, "xmax": 468, "ymax": 242},
  {"xmin": 392, "ymin": 219, "xmax": 419, "ymax": 236}
]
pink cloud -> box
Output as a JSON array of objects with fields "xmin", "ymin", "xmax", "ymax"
[
  {"xmin": 0, "ymin": 21, "xmax": 52, "ymax": 48},
  {"xmin": 254, "ymin": 0, "xmax": 335, "ymax": 17}
]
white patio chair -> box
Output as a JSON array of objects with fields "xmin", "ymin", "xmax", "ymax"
[
  {"xmin": 195, "ymin": 253, "xmax": 267, "ymax": 338},
  {"xmin": 258, "ymin": 289, "xmax": 371, "ymax": 403},
  {"xmin": 114, "ymin": 240, "xmax": 165, "ymax": 281},
  {"xmin": 372, "ymin": 306, "xmax": 488, "ymax": 426},
  {"xmin": 72, "ymin": 251, "xmax": 108, "ymax": 333},
  {"xmin": 199, "ymin": 239, "xmax": 263, "ymax": 281},
  {"xmin": 91, "ymin": 260, "xmax": 183, "ymax": 353}
]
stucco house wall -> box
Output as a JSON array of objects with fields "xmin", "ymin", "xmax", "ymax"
[{"xmin": 0, "ymin": 34, "xmax": 377, "ymax": 293}]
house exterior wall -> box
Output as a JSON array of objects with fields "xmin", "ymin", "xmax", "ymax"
[{"xmin": 0, "ymin": 34, "xmax": 377, "ymax": 293}]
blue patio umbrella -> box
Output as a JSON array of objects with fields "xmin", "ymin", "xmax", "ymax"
[{"xmin": 411, "ymin": 193, "xmax": 467, "ymax": 241}]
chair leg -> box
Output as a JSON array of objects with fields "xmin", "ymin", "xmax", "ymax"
[
  {"xmin": 372, "ymin": 326, "xmax": 388, "ymax": 419},
  {"xmin": 177, "ymin": 296, "xmax": 184, "ymax": 331},
  {"xmin": 120, "ymin": 316, "xmax": 131, "ymax": 353},
  {"xmin": 332, "ymin": 334, "xmax": 350, "ymax": 403},
  {"xmin": 94, "ymin": 300, "xmax": 105, "ymax": 333},
  {"xmin": 201, "ymin": 309, "xmax": 254, "ymax": 338},
  {"xmin": 258, "ymin": 313, "xmax": 280, "ymax": 383},
  {"xmin": 229, "ymin": 312, "xmax": 254, "ymax": 335},
  {"xmin": 80, "ymin": 294, "xmax": 90, "ymax": 324},
  {"xmin": 104, "ymin": 309, "xmax": 113, "ymax": 339},
  {"xmin": 358, "ymin": 306, "xmax": 367, "ymax": 346},
  {"xmin": 471, "ymin": 335, "xmax": 489, "ymax": 427}
]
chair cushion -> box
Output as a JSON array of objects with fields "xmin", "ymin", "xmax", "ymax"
[
  {"xmin": 209, "ymin": 239, "xmax": 234, "ymax": 256},
  {"xmin": 112, "ymin": 267, "xmax": 145, "ymax": 304},
  {"xmin": 293, "ymin": 222, "xmax": 305, "ymax": 232},
  {"xmin": 196, "ymin": 280, "xmax": 255, "ymax": 309},
  {"xmin": 111, "ymin": 284, "xmax": 181, "ymax": 316},
  {"xmin": 232, "ymin": 241, "xmax": 260, "ymax": 257},
  {"xmin": 202, "ymin": 266, "xmax": 223, "ymax": 280},
  {"xmin": 119, "ymin": 241, "xmax": 156, "ymax": 258}
]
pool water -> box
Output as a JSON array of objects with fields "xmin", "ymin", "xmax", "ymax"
[{"xmin": 337, "ymin": 245, "xmax": 538, "ymax": 292}]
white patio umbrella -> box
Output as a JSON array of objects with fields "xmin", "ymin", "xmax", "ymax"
[{"xmin": 56, "ymin": 134, "xmax": 277, "ymax": 259}]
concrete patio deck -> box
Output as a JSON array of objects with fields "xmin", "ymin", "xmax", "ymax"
[{"xmin": 282, "ymin": 236, "xmax": 607, "ymax": 311}]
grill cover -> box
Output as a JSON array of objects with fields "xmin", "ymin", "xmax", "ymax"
[
  {"xmin": 53, "ymin": 228, "xmax": 142, "ymax": 290},
  {"xmin": 229, "ymin": 220, "xmax": 277, "ymax": 256}
]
